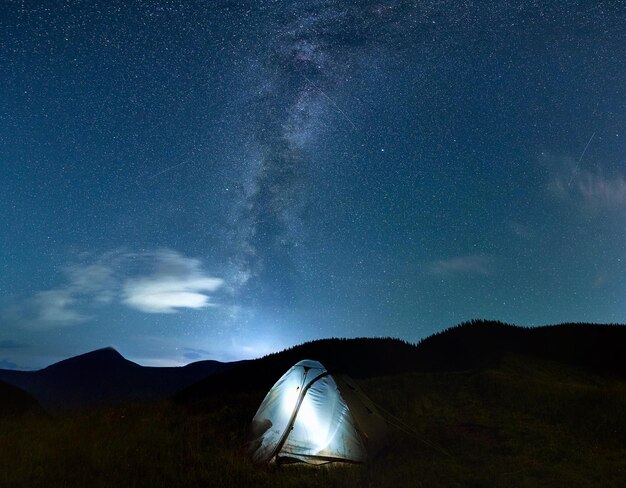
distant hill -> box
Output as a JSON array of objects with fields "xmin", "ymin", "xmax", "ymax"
[
  {"xmin": 415, "ymin": 320, "xmax": 626, "ymax": 376},
  {"xmin": 0, "ymin": 380, "xmax": 41, "ymax": 417},
  {"xmin": 174, "ymin": 320, "xmax": 626, "ymax": 405},
  {"xmin": 0, "ymin": 347, "xmax": 239, "ymax": 410}
]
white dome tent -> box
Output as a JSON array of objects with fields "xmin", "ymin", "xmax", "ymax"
[{"xmin": 247, "ymin": 359, "xmax": 389, "ymax": 465}]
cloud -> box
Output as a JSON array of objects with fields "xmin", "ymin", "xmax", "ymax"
[
  {"xmin": 182, "ymin": 347, "xmax": 211, "ymax": 361},
  {"xmin": 547, "ymin": 151, "xmax": 626, "ymax": 214},
  {"xmin": 123, "ymin": 276, "xmax": 223, "ymax": 313},
  {"xmin": 64, "ymin": 262, "xmax": 117, "ymax": 303},
  {"xmin": 0, "ymin": 340, "xmax": 26, "ymax": 349},
  {"xmin": 0, "ymin": 359, "xmax": 19, "ymax": 370},
  {"xmin": 429, "ymin": 255, "xmax": 493, "ymax": 275},
  {"xmin": 32, "ymin": 289, "xmax": 89, "ymax": 325},
  {"xmin": 569, "ymin": 171, "xmax": 626, "ymax": 210},
  {"xmin": 122, "ymin": 250, "xmax": 223, "ymax": 313},
  {"xmin": 4, "ymin": 249, "xmax": 224, "ymax": 328},
  {"xmin": 2, "ymin": 289, "xmax": 89, "ymax": 330}
]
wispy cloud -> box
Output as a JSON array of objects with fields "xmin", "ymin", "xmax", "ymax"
[
  {"xmin": 0, "ymin": 359, "xmax": 19, "ymax": 370},
  {"xmin": 0, "ymin": 340, "xmax": 26, "ymax": 349},
  {"xmin": 64, "ymin": 262, "xmax": 117, "ymax": 303},
  {"xmin": 568, "ymin": 171, "xmax": 626, "ymax": 210},
  {"xmin": 182, "ymin": 347, "xmax": 211, "ymax": 361},
  {"xmin": 547, "ymin": 150, "xmax": 626, "ymax": 214},
  {"xmin": 429, "ymin": 255, "xmax": 494, "ymax": 275},
  {"xmin": 2, "ymin": 289, "xmax": 89, "ymax": 330},
  {"xmin": 32, "ymin": 289, "xmax": 89, "ymax": 325},
  {"xmin": 4, "ymin": 249, "xmax": 224, "ymax": 328}
]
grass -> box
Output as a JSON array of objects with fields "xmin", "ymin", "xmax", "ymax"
[{"xmin": 1, "ymin": 353, "xmax": 625, "ymax": 487}]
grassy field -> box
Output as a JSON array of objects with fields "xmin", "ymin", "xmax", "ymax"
[{"xmin": 1, "ymin": 353, "xmax": 625, "ymax": 488}]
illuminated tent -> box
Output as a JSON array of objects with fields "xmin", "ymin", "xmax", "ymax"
[{"xmin": 247, "ymin": 359, "xmax": 388, "ymax": 465}]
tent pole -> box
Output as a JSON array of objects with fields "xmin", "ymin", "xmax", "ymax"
[{"xmin": 269, "ymin": 370, "xmax": 330, "ymax": 464}]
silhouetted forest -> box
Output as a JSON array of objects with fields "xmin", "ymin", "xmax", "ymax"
[{"xmin": 175, "ymin": 320, "xmax": 626, "ymax": 405}]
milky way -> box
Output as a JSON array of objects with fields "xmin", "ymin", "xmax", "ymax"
[
  {"xmin": 228, "ymin": 3, "xmax": 380, "ymax": 294},
  {"xmin": 1, "ymin": 1, "xmax": 625, "ymax": 367}
]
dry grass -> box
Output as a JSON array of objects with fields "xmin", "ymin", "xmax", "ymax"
[{"xmin": 1, "ymin": 353, "xmax": 625, "ymax": 488}]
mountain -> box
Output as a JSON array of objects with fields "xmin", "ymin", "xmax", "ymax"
[
  {"xmin": 0, "ymin": 380, "xmax": 41, "ymax": 417},
  {"xmin": 174, "ymin": 320, "xmax": 626, "ymax": 405},
  {"xmin": 0, "ymin": 347, "xmax": 239, "ymax": 410}
]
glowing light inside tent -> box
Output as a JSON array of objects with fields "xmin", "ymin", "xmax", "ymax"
[
  {"xmin": 282, "ymin": 385, "xmax": 301, "ymax": 416},
  {"xmin": 281, "ymin": 384, "xmax": 333, "ymax": 451},
  {"xmin": 298, "ymin": 392, "xmax": 331, "ymax": 449},
  {"xmin": 249, "ymin": 361, "xmax": 374, "ymax": 464}
]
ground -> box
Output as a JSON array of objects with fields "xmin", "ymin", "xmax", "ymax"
[{"xmin": 1, "ymin": 353, "xmax": 625, "ymax": 487}]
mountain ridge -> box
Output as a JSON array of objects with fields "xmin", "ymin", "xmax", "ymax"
[{"xmin": 0, "ymin": 347, "xmax": 239, "ymax": 410}]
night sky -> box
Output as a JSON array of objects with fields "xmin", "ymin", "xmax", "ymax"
[{"xmin": 2, "ymin": 1, "xmax": 625, "ymax": 369}]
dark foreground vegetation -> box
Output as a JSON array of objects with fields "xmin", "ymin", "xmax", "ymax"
[{"xmin": 1, "ymin": 321, "xmax": 626, "ymax": 487}]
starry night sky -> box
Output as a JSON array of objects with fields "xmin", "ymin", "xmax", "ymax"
[{"xmin": 1, "ymin": 1, "xmax": 625, "ymax": 368}]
